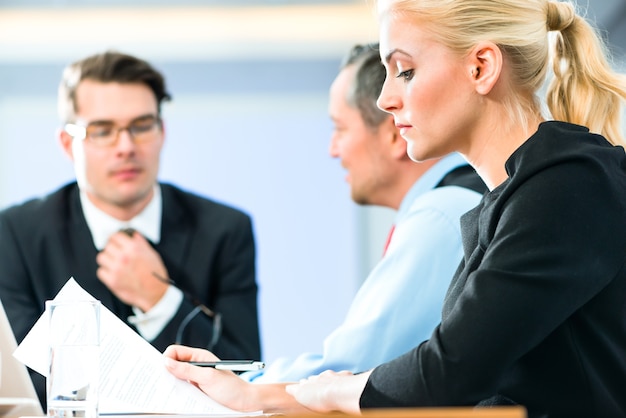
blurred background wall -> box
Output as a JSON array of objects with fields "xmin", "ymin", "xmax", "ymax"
[{"xmin": 0, "ymin": 0, "xmax": 624, "ymax": 365}]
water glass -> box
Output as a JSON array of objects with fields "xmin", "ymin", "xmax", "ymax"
[{"xmin": 46, "ymin": 300, "xmax": 100, "ymax": 418}]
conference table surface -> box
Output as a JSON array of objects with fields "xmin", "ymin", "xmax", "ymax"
[
  {"xmin": 278, "ymin": 406, "xmax": 526, "ymax": 417},
  {"xmin": 13, "ymin": 405, "xmax": 527, "ymax": 418}
]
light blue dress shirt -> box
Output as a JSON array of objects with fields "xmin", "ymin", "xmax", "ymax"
[{"xmin": 246, "ymin": 153, "xmax": 483, "ymax": 382}]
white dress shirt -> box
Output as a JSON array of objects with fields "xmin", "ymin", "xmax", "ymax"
[{"xmin": 80, "ymin": 184, "xmax": 183, "ymax": 341}]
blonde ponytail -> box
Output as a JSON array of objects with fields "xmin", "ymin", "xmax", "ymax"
[{"xmin": 546, "ymin": 1, "xmax": 626, "ymax": 146}]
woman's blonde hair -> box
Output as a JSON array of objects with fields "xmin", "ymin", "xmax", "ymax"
[{"xmin": 378, "ymin": 0, "xmax": 626, "ymax": 146}]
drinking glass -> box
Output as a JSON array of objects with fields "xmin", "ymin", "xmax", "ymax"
[{"xmin": 46, "ymin": 300, "xmax": 100, "ymax": 418}]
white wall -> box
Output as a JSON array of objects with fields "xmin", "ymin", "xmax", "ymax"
[{"xmin": 159, "ymin": 92, "xmax": 362, "ymax": 362}]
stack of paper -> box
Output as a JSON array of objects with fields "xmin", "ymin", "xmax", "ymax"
[{"xmin": 14, "ymin": 278, "xmax": 261, "ymax": 416}]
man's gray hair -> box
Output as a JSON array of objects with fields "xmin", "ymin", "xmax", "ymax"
[{"xmin": 340, "ymin": 43, "xmax": 389, "ymax": 130}]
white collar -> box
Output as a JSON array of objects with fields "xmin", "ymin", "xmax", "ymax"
[{"xmin": 80, "ymin": 184, "xmax": 162, "ymax": 250}]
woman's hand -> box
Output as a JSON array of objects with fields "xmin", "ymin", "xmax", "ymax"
[
  {"xmin": 285, "ymin": 369, "xmax": 372, "ymax": 415},
  {"xmin": 163, "ymin": 345, "xmax": 257, "ymax": 412}
]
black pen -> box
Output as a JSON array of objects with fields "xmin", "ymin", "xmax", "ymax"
[{"xmin": 187, "ymin": 360, "xmax": 265, "ymax": 371}]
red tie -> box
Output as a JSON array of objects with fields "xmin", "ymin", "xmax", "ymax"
[{"xmin": 382, "ymin": 225, "xmax": 396, "ymax": 257}]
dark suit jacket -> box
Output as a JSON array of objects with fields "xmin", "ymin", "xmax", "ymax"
[
  {"xmin": 360, "ymin": 122, "xmax": 626, "ymax": 417},
  {"xmin": 0, "ymin": 182, "xmax": 261, "ymax": 407}
]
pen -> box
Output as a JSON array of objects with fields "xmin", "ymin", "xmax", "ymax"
[{"xmin": 187, "ymin": 360, "xmax": 265, "ymax": 371}]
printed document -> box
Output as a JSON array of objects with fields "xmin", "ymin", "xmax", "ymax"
[{"xmin": 14, "ymin": 278, "xmax": 260, "ymax": 416}]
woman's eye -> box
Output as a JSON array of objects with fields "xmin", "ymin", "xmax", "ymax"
[{"xmin": 396, "ymin": 69, "xmax": 414, "ymax": 81}]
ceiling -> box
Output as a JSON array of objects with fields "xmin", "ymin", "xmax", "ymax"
[
  {"xmin": 0, "ymin": 3, "xmax": 379, "ymax": 62},
  {"xmin": 0, "ymin": 0, "xmax": 623, "ymax": 63},
  {"xmin": 0, "ymin": 0, "xmax": 355, "ymax": 3}
]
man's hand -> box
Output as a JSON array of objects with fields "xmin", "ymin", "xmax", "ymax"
[{"xmin": 96, "ymin": 229, "xmax": 168, "ymax": 312}]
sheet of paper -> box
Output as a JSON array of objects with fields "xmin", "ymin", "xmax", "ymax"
[{"xmin": 14, "ymin": 278, "xmax": 260, "ymax": 416}]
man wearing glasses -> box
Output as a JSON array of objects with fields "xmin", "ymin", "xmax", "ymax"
[{"xmin": 0, "ymin": 51, "xmax": 261, "ymax": 407}]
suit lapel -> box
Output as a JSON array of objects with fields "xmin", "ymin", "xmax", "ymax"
[{"xmin": 156, "ymin": 185, "xmax": 193, "ymax": 273}]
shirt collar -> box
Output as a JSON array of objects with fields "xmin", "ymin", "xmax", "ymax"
[
  {"xmin": 80, "ymin": 184, "xmax": 162, "ymax": 250},
  {"xmin": 397, "ymin": 153, "xmax": 468, "ymax": 222}
]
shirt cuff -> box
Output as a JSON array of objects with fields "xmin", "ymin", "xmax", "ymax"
[
  {"xmin": 128, "ymin": 285, "xmax": 183, "ymax": 341},
  {"xmin": 239, "ymin": 370, "xmax": 265, "ymax": 382}
]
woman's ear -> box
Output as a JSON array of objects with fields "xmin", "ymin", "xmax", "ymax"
[{"xmin": 467, "ymin": 41, "xmax": 503, "ymax": 95}]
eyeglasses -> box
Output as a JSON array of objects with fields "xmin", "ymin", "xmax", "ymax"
[{"xmin": 65, "ymin": 115, "xmax": 162, "ymax": 147}]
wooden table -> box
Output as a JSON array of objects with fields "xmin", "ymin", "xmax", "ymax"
[{"xmin": 281, "ymin": 406, "xmax": 527, "ymax": 417}]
